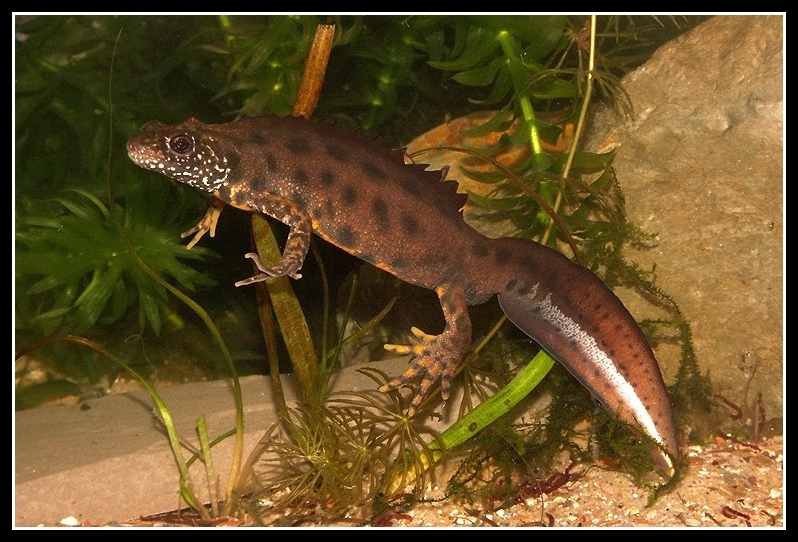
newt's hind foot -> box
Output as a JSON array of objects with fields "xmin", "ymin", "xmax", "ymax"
[
  {"xmin": 234, "ymin": 252, "xmax": 303, "ymax": 286},
  {"xmin": 380, "ymin": 327, "xmax": 463, "ymax": 416}
]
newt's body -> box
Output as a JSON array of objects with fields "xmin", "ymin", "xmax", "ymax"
[{"xmin": 127, "ymin": 115, "xmax": 679, "ymax": 472}]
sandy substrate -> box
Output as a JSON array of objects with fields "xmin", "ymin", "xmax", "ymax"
[
  {"xmin": 234, "ymin": 436, "xmax": 783, "ymax": 528},
  {"xmin": 16, "ymin": 367, "xmax": 783, "ymax": 528},
  {"xmin": 385, "ymin": 436, "xmax": 784, "ymax": 528},
  {"xmin": 67, "ymin": 435, "xmax": 784, "ymax": 528}
]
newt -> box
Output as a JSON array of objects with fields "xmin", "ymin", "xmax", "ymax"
[{"xmin": 126, "ymin": 114, "xmax": 679, "ymax": 473}]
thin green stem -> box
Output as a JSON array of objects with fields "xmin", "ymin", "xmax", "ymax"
[
  {"xmin": 497, "ymin": 30, "xmax": 547, "ymax": 169},
  {"xmin": 385, "ymin": 349, "xmax": 555, "ymax": 494},
  {"xmin": 197, "ymin": 416, "xmax": 220, "ymax": 517},
  {"xmin": 431, "ymin": 350, "xmax": 555, "ymax": 453},
  {"xmin": 543, "ymin": 15, "xmax": 597, "ymax": 246}
]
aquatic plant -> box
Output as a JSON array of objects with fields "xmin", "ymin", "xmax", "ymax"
[{"xmin": 15, "ymin": 15, "xmax": 710, "ymax": 521}]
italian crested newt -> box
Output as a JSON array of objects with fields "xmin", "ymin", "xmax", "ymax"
[{"xmin": 127, "ymin": 115, "xmax": 679, "ymax": 473}]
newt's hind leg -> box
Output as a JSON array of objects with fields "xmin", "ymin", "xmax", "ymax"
[{"xmin": 380, "ymin": 284, "xmax": 472, "ymax": 416}]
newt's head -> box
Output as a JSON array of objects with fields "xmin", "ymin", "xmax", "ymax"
[{"xmin": 127, "ymin": 118, "xmax": 240, "ymax": 193}]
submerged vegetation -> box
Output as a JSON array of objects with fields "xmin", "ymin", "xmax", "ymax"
[{"xmin": 15, "ymin": 15, "xmax": 713, "ymax": 522}]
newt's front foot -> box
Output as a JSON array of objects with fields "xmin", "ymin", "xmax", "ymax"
[
  {"xmin": 181, "ymin": 197, "xmax": 225, "ymax": 249},
  {"xmin": 380, "ymin": 326, "xmax": 465, "ymax": 416}
]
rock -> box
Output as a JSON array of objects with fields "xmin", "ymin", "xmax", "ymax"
[{"xmin": 588, "ymin": 15, "xmax": 784, "ymax": 424}]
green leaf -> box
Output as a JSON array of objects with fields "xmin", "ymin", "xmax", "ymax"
[
  {"xmin": 451, "ymin": 57, "xmax": 505, "ymax": 87},
  {"xmin": 471, "ymin": 15, "xmax": 567, "ymax": 60},
  {"xmin": 428, "ymin": 26, "xmax": 500, "ymax": 72},
  {"xmin": 459, "ymin": 106, "xmax": 515, "ymax": 138},
  {"xmin": 528, "ymin": 74, "xmax": 580, "ymax": 100},
  {"xmin": 471, "ymin": 66, "xmax": 513, "ymax": 106}
]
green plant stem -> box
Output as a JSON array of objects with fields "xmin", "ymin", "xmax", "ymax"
[
  {"xmin": 251, "ymin": 214, "xmax": 320, "ymax": 406},
  {"xmin": 561, "ymin": 15, "xmax": 597, "ymax": 179},
  {"xmin": 519, "ymin": 97, "xmax": 545, "ymax": 160},
  {"xmin": 497, "ymin": 29, "xmax": 547, "ymax": 170},
  {"xmin": 254, "ymin": 278, "xmax": 291, "ymax": 424},
  {"xmin": 311, "ymin": 241, "xmax": 334, "ymax": 384},
  {"xmin": 543, "ymin": 15, "xmax": 597, "ymax": 246},
  {"xmin": 197, "ymin": 416, "xmax": 220, "ymax": 517},
  {"xmin": 433, "ymin": 349, "xmax": 555, "ymax": 451},
  {"xmin": 386, "ymin": 349, "xmax": 555, "ymax": 494}
]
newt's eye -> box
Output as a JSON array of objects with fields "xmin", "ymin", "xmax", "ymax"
[{"xmin": 169, "ymin": 134, "xmax": 194, "ymax": 155}]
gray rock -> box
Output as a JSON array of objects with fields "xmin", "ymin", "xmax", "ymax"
[{"xmin": 588, "ymin": 15, "xmax": 783, "ymax": 426}]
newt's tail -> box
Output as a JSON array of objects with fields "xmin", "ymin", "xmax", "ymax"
[{"xmin": 492, "ymin": 237, "xmax": 678, "ymax": 473}]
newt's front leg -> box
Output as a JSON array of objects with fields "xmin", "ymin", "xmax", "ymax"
[
  {"xmin": 226, "ymin": 191, "xmax": 312, "ymax": 285},
  {"xmin": 380, "ymin": 284, "xmax": 472, "ymax": 416},
  {"xmin": 181, "ymin": 197, "xmax": 226, "ymax": 249}
]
